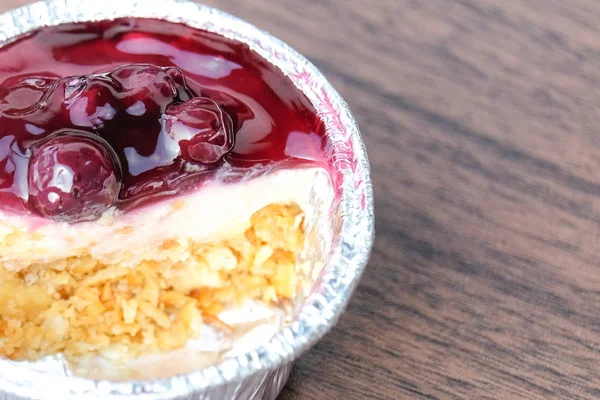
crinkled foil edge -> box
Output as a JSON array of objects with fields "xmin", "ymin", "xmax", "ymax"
[{"xmin": 0, "ymin": 0, "xmax": 375, "ymax": 399}]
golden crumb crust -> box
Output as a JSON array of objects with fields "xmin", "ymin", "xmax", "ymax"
[{"xmin": 0, "ymin": 203, "xmax": 304, "ymax": 361}]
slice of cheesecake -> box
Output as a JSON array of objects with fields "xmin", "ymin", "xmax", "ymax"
[{"xmin": 0, "ymin": 19, "xmax": 333, "ymax": 362}]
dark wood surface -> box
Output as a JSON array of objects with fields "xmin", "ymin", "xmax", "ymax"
[{"xmin": 5, "ymin": 0, "xmax": 600, "ymax": 398}]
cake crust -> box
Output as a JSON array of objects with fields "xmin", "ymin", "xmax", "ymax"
[{"xmin": 0, "ymin": 203, "xmax": 304, "ymax": 361}]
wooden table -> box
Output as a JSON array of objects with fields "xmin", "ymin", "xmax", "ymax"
[{"xmin": 4, "ymin": 0, "xmax": 600, "ymax": 398}]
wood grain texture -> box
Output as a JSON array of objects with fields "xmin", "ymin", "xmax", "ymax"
[{"xmin": 3, "ymin": 0, "xmax": 600, "ymax": 398}]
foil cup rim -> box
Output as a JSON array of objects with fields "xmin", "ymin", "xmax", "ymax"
[{"xmin": 0, "ymin": 0, "xmax": 375, "ymax": 398}]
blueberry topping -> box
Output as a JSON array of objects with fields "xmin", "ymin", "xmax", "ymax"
[{"xmin": 0, "ymin": 19, "xmax": 326, "ymax": 219}]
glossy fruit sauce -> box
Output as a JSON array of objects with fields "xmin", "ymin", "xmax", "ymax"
[{"xmin": 0, "ymin": 19, "xmax": 326, "ymax": 222}]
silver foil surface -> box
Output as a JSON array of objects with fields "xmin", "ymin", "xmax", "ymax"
[{"xmin": 0, "ymin": 1, "xmax": 375, "ymax": 399}]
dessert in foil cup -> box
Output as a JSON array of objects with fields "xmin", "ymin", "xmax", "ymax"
[{"xmin": 0, "ymin": 0, "xmax": 374, "ymax": 399}]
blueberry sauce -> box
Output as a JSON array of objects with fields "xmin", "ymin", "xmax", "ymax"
[{"xmin": 0, "ymin": 19, "xmax": 326, "ymax": 222}]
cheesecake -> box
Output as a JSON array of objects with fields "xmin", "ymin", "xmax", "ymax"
[{"xmin": 0, "ymin": 19, "xmax": 332, "ymax": 362}]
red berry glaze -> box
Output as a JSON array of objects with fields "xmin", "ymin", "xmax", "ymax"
[{"xmin": 0, "ymin": 19, "xmax": 327, "ymax": 221}]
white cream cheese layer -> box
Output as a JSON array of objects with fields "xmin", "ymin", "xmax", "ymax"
[{"xmin": 0, "ymin": 168, "xmax": 330, "ymax": 271}]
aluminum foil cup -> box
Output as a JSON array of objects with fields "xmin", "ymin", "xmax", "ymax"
[{"xmin": 0, "ymin": 0, "xmax": 375, "ymax": 399}]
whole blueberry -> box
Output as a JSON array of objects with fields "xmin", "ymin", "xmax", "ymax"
[
  {"xmin": 28, "ymin": 130, "xmax": 122, "ymax": 222},
  {"xmin": 163, "ymin": 97, "xmax": 235, "ymax": 164}
]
